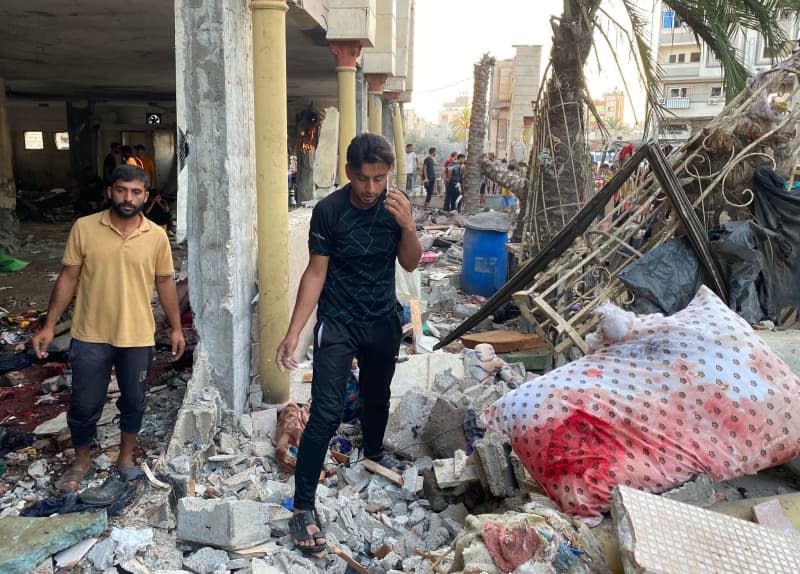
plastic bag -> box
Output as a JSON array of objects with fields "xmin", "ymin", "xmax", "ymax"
[{"xmin": 484, "ymin": 287, "xmax": 800, "ymax": 525}]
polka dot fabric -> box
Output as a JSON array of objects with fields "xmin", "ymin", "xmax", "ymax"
[{"xmin": 484, "ymin": 287, "xmax": 800, "ymax": 526}]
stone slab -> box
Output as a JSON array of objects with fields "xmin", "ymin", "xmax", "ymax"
[
  {"xmin": 613, "ymin": 485, "xmax": 800, "ymax": 573},
  {"xmin": 0, "ymin": 511, "xmax": 107, "ymax": 574}
]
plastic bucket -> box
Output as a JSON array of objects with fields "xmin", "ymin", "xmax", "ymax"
[{"xmin": 461, "ymin": 227, "xmax": 508, "ymax": 296}]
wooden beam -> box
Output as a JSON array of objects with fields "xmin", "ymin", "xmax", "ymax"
[{"xmin": 360, "ymin": 459, "xmax": 404, "ymax": 486}]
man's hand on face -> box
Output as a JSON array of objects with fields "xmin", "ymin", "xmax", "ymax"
[{"xmin": 384, "ymin": 188, "xmax": 414, "ymax": 230}]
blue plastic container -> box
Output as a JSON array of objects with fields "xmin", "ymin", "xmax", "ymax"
[{"xmin": 462, "ymin": 226, "xmax": 509, "ymax": 296}]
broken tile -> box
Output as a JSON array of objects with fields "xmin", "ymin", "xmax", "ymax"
[{"xmin": 614, "ymin": 485, "xmax": 800, "ymax": 574}]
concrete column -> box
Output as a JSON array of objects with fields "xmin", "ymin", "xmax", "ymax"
[
  {"xmin": 251, "ymin": 0, "xmax": 289, "ymax": 405},
  {"xmin": 0, "ymin": 78, "xmax": 15, "ymax": 211},
  {"xmin": 389, "ymin": 99, "xmax": 406, "ymax": 186},
  {"xmin": 175, "ymin": 0, "xmax": 258, "ymax": 415},
  {"xmin": 365, "ymin": 73, "xmax": 387, "ymax": 134},
  {"xmin": 330, "ymin": 41, "xmax": 361, "ymax": 186}
]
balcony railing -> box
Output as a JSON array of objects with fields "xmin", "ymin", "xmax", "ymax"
[{"xmin": 665, "ymin": 97, "xmax": 690, "ymax": 109}]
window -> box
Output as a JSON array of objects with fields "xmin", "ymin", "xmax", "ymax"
[
  {"xmin": 690, "ymin": 52, "xmax": 701, "ymax": 63},
  {"xmin": 669, "ymin": 87, "xmax": 690, "ymax": 98},
  {"xmin": 662, "ymin": 10, "xmax": 684, "ymax": 29},
  {"xmin": 710, "ymin": 86, "xmax": 723, "ymax": 98},
  {"xmin": 668, "ymin": 54, "xmax": 677, "ymax": 64},
  {"xmin": 24, "ymin": 131, "xmax": 44, "ymax": 150},
  {"xmin": 678, "ymin": 53, "xmax": 686, "ymax": 63},
  {"xmin": 54, "ymin": 132, "xmax": 70, "ymax": 150}
]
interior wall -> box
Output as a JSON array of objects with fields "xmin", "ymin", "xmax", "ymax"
[
  {"xmin": 8, "ymin": 100, "xmax": 70, "ymax": 191},
  {"xmin": 8, "ymin": 99, "xmax": 176, "ymax": 192}
]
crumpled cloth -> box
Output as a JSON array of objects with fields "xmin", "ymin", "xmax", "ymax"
[
  {"xmin": 464, "ymin": 343, "xmax": 523, "ymax": 388},
  {"xmin": 275, "ymin": 402, "xmax": 311, "ymax": 473}
]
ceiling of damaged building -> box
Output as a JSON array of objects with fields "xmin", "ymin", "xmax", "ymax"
[{"xmin": 0, "ymin": 1, "xmax": 337, "ymax": 101}]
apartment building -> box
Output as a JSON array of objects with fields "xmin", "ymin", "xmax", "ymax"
[{"xmin": 655, "ymin": 4, "xmax": 799, "ymax": 143}]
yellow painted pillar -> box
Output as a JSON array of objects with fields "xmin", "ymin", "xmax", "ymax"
[
  {"xmin": 330, "ymin": 41, "xmax": 361, "ymax": 187},
  {"xmin": 251, "ymin": 0, "xmax": 289, "ymax": 404},
  {"xmin": 392, "ymin": 101, "xmax": 407, "ymax": 188},
  {"xmin": 365, "ymin": 73, "xmax": 387, "ymax": 135}
]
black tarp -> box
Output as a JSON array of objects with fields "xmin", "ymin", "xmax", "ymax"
[{"xmin": 618, "ymin": 167, "xmax": 800, "ymax": 323}]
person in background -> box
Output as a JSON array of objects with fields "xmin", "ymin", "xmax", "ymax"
[
  {"xmin": 134, "ymin": 144, "xmax": 157, "ymax": 191},
  {"xmin": 103, "ymin": 142, "xmax": 122, "ymax": 186},
  {"xmin": 122, "ymin": 145, "xmax": 144, "ymax": 170},
  {"xmin": 144, "ymin": 191, "xmax": 171, "ymax": 231},
  {"xmin": 405, "ymin": 143, "xmax": 418, "ymax": 192},
  {"xmin": 422, "ymin": 147, "xmax": 436, "ymax": 208}
]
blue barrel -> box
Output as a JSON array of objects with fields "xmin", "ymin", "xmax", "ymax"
[{"xmin": 462, "ymin": 226, "xmax": 509, "ymax": 296}]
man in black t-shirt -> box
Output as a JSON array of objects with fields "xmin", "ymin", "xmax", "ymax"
[
  {"xmin": 422, "ymin": 147, "xmax": 436, "ymax": 207},
  {"xmin": 276, "ymin": 133, "xmax": 422, "ymax": 555}
]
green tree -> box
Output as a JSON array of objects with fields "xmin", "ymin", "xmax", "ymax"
[
  {"xmin": 449, "ymin": 107, "xmax": 471, "ymax": 143},
  {"xmin": 532, "ymin": 0, "xmax": 796, "ymax": 251}
]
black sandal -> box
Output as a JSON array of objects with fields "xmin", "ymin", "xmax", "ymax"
[
  {"xmin": 288, "ymin": 509, "xmax": 326, "ymax": 554},
  {"xmin": 371, "ymin": 453, "xmax": 412, "ymax": 473}
]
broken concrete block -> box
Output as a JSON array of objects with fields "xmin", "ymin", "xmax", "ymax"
[
  {"xmin": 420, "ymin": 397, "xmax": 468, "ymax": 459},
  {"xmin": 614, "ymin": 485, "xmax": 800, "ymax": 574},
  {"xmin": 110, "ymin": 527, "xmax": 153, "ymax": 563},
  {"xmin": 253, "ymin": 479, "xmax": 292, "ymax": 504},
  {"xmin": 508, "ymin": 450, "xmax": 541, "ymax": 494},
  {"xmin": 0, "ymin": 511, "xmax": 107, "ymax": 574},
  {"xmin": 147, "ymin": 490, "xmax": 178, "ymax": 530},
  {"xmin": 662, "ymin": 475, "xmax": 715, "ymax": 508},
  {"xmin": 250, "ymin": 409, "xmax": 277, "ymax": 443},
  {"xmin": 183, "ymin": 547, "xmax": 230, "ymax": 574},
  {"xmin": 177, "ymin": 499, "xmax": 271, "ymax": 550},
  {"xmin": 383, "ymin": 391, "xmax": 437, "ymax": 460},
  {"xmin": 473, "ymin": 434, "xmax": 517, "ymax": 498},
  {"xmin": 88, "ymin": 537, "xmax": 117, "ymax": 571},
  {"xmin": 249, "ymin": 558, "xmax": 282, "ymax": 573}
]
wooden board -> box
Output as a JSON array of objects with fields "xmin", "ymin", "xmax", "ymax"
[
  {"xmin": 460, "ymin": 330, "xmax": 546, "ymax": 353},
  {"xmin": 360, "ymin": 459, "xmax": 404, "ymax": 486},
  {"xmin": 409, "ymin": 299, "xmax": 423, "ymax": 353}
]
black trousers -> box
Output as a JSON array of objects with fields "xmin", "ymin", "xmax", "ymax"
[
  {"xmin": 68, "ymin": 339, "xmax": 154, "ymax": 448},
  {"xmin": 293, "ymin": 312, "xmax": 402, "ymax": 511},
  {"xmin": 424, "ymin": 180, "xmax": 434, "ymax": 204},
  {"xmin": 444, "ymin": 182, "xmax": 460, "ymax": 211}
]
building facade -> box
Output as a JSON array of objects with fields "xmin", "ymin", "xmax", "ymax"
[
  {"xmin": 654, "ymin": 3, "xmax": 799, "ymax": 143},
  {"xmin": 487, "ymin": 45, "xmax": 542, "ymax": 162}
]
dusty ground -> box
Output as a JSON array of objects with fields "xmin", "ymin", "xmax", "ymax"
[{"xmin": 1, "ymin": 221, "xmax": 73, "ymax": 314}]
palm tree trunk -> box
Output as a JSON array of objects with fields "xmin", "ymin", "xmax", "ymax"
[
  {"xmin": 463, "ymin": 54, "xmax": 495, "ymax": 215},
  {"xmin": 528, "ymin": 3, "xmax": 596, "ymax": 253}
]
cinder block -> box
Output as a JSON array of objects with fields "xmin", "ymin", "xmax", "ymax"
[{"xmin": 176, "ymin": 499, "xmax": 271, "ymax": 550}]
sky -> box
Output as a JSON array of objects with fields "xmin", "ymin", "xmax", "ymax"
[{"xmin": 408, "ymin": 0, "xmax": 654, "ymax": 125}]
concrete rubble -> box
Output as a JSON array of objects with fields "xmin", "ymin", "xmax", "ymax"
[{"xmin": 3, "ymin": 208, "xmax": 800, "ymax": 574}]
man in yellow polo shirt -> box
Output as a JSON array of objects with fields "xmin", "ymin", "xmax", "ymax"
[{"xmin": 31, "ymin": 164, "xmax": 185, "ymax": 493}]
